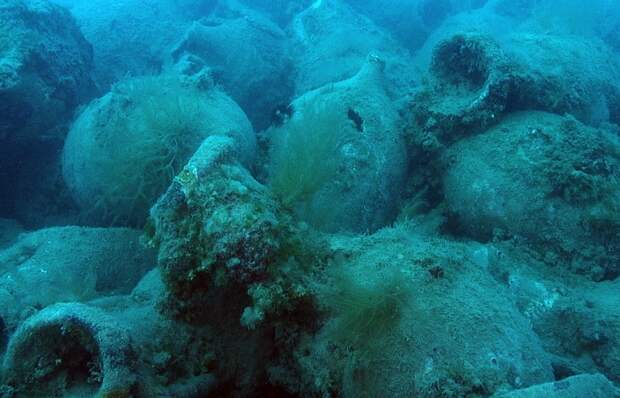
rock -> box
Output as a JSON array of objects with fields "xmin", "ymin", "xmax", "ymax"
[
  {"xmin": 534, "ymin": 277, "xmax": 620, "ymax": 382},
  {"xmin": 0, "ymin": 0, "xmax": 95, "ymax": 226},
  {"xmin": 1, "ymin": 303, "xmax": 136, "ymax": 397},
  {"xmin": 171, "ymin": 10, "xmax": 293, "ymax": 131},
  {"xmin": 410, "ymin": 33, "xmax": 513, "ymax": 150},
  {"xmin": 443, "ymin": 111, "xmax": 620, "ymax": 280},
  {"xmin": 268, "ymin": 56, "xmax": 408, "ymax": 233},
  {"xmin": 343, "ymin": 0, "xmax": 455, "ymax": 51},
  {"xmin": 0, "ymin": 226, "xmax": 155, "ymax": 331},
  {"xmin": 0, "ymin": 220, "xmax": 23, "ymax": 250},
  {"xmin": 0, "ymin": 0, "xmax": 95, "ymax": 144},
  {"xmin": 147, "ymin": 136, "xmax": 299, "ymax": 393},
  {"xmin": 503, "ymin": 33, "xmax": 620, "ymax": 127},
  {"xmin": 290, "ymin": 0, "xmax": 416, "ymax": 99},
  {"xmin": 289, "ymin": 226, "xmax": 554, "ymax": 397},
  {"xmin": 148, "ymin": 135, "xmax": 293, "ymax": 319},
  {"xmin": 164, "ymin": 375, "xmax": 217, "ymax": 398},
  {"xmin": 84, "ymin": 268, "xmax": 221, "ymax": 397},
  {"xmin": 493, "ymin": 373, "xmax": 620, "ymax": 397},
  {"xmin": 225, "ymin": 0, "xmax": 312, "ymax": 27},
  {"xmin": 12, "ymin": 148, "xmax": 79, "ymax": 228},
  {"xmin": 62, "ymin": 74, "xmax": 256, "ymax": 226},
  {"xmin": 411, "ymin": 17, "xmax": 620, "ymax": 150},
  {"xmin": 60, "ymin": 0, "xmax": 194, "ymax": 89},
  {"xmin": 581, "ymin": 280, "xmax": 620, "ymax": 382}
]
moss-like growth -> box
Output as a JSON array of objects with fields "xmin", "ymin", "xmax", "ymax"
[
  {"xmin": 99, "ymin": 77, "xmax": 211, "ymax": 224},
  {"xmin": 319, "ymin": 264, "xmax": 411, "ymax": 356},
  {"xmin": 267, "ymin": 101, "xmax": 352, "ymax": 208},
  {"xmin": 303, "ymin": 262, "xmax": 413, "ymax": 397},
  {"xmin": 63, "ymin": 76, "xmax": 221, "ymax": 226}
]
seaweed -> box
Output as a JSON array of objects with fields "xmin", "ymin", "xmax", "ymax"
[
  {"xmin": 79, "ymin": 76, "xmax": 214, "ymax": 226},
  {"xmin": 312, "ymin": 262, "xmax": 413, "ymax": 397},
  {"xmin": 319, "ymin": 263, "xmax": 411, "ymax": 357},
  {"xmin": 268, "ymin": 100, "xmax": 353, "ymax": 207}
]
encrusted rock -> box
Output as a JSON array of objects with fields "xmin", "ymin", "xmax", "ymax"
[
  {"xmin": 61, "ymin": 0, "xmax": 193, "ymax": 89},
  {"xmin": 443, "ymin": 111, "xmax": 620, "ymax": 280},
  {"xmin": 410, "ymin": 33, "xmax": 515, "ymax": 150},
  {"xmin": 1, "ymin": 303, "xmax": 135, "ymax": 397},
  {"xmin": 0, "ymin": 0, "xmax": 95, "ymax": 143},
  {"xmin": 410, "ymin": 31, "xmax": 620, "ymax": 152},
  {"xmin": 290, "ymin": 0, "xmax": 416, "ymax": 98},
  {"xmin": 0, "ymin": 226, "xmax": 155, "ymax": 331},
  {"xmin": 146, "ymin": 135, "xmax": 311, "ymax": 394},
  {"xmin": 172, "ymin": 10, "xmax": 294, "ymax": 130},
  {"xmin": 148, "ymin": 135, "xmax": 294, "ymax": 320}
]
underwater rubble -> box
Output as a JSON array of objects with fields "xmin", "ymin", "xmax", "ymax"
[
  {"xmin": 1, "ymin": 0, "xmax": 620, "ymax": 397},
  {"xmin": 0, "ymin": 0, "xmax": 96, "ymax": 223}
]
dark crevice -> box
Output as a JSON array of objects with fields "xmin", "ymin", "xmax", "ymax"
[
  {"xmin": 271, "ymin": 103, "xmax": 294, "ymax": 127},
  {"xmin": 0, "ymin": 315, "xmax": 6, "ymax": 352},
  {"xmin": 347, "ymin": 108, "xmax": 364, "ymax": 132}
]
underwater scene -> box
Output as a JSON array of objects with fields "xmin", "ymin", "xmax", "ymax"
[{"xmin": 2, "ymin": 0, "xmax": 620, "ymax": 396}]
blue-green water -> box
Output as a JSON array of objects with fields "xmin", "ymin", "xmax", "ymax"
[{"xmin": 1, "ymin": 0, "xmax": 620, "ymax": 397}]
